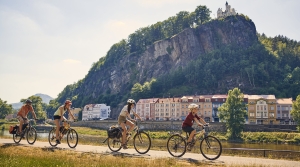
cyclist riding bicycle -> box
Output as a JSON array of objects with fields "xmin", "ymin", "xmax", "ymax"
[
  {"xmin": 16, "ymin": 99, "xmax": 37, "ymax": 135},
  {"xmin": 118, "ymin": 99, "xmax": 142, "ymax": 149},
  {"xmin": 182, "ymin": 103, "xmax": 208, "ymax": 151},
  {"xmin": 53, "ymin": 100, "xmax": 76, "ymax": 144}
]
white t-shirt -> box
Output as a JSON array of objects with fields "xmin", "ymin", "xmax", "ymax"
[{"xmin": 119, "ymin": 105, "xmax": 135, "ymax": 117}]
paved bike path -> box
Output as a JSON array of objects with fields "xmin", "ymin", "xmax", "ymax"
[{"xmin": 0, "ymin": 139, "xmax": 299, "ymax": 167}]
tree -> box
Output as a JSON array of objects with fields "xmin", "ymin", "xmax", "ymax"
[
  {"xmin": 0, "ymin": 98, "xmax": 13, "ymax": 119},
  {"xmin": 291, "ymin": 95, "xmax": 300, "ymax": 131},
  {"xmin": 193, "ymin": 5, "xmax": 211, "ymax": 25},
  {"xmin": 218, "ymin": 88, "xmax": 247, "ymax": 140}
]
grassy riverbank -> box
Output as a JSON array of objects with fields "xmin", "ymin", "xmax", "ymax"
[{"xmin": 0, "ymin": 144, "xmax": 279, "ymax": 167}]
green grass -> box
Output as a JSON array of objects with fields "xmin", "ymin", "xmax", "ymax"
[{"xmin": 0, "ymin": 144, "xmax": 276, "ymax": 167}]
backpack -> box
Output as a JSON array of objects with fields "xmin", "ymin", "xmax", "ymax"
[
  {"xmin": 107, "ymin": 126, "xmax": 122, "ymax": 139},
  {"xmin": 9, "ymin": 125, "xmax": 19, "ymax": 134}
]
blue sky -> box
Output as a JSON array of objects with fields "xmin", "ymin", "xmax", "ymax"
[{"xmin": 0, "ymin": 0, "xmax": 299, "ymax": 104}]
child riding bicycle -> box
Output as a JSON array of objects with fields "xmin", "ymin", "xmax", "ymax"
[{"xmin": 182, "ymin": 103, "xmax": 208, "ymax": 151}]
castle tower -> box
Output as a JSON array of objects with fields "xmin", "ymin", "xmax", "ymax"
[{"xmin": 217, "ymin": 1, "xmax": 237, "ymax": 18}]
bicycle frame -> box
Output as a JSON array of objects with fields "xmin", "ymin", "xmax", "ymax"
[
  {"xmin": 21, "ymin": 119, "xmax": 35, "ymax": 134},
  {"xmin": 167, "ymin": 125, "xmax": 222, "ymax": 160},
  {"xmin": 48, "ymin": 120, "xmax": 78, "ymax": 148}
]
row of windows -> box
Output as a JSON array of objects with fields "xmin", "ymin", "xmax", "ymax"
[
  {"xmin": 154, "ymin": 103, "xmax": 213, "ymax": 108},
  {"xmin": 249, "ymin": 112, "xmax": 275, "ymax": 117}
]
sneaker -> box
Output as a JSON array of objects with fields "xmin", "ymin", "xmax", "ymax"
[
  {"xmin": 16, "ymin": 131, "xmax": 21, "ymax": 136},
  {"xmin": 187, "ymin": 142, "xmax": 192, "ymax": 151},
  {"xmin": 56, "ymin": 140, "xmax": 61, "ymax": 144},
  {"xmin": 122, "ymin": 144, "xmax": 128, "ymax": 149}
]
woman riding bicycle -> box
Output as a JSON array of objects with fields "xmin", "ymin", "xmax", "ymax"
[
  {"xmin": 182, "ymin": 103, "xmax": 208, "ymax": 151},
  {"xmin": 53, "ymin": 100, "xmax": 76, "ymax": 144},
  {"xmin": 118, "ymin": 99, "xmax": 142, "ymax": 149},
  {"xmin": 16, "ymin": 99, "xmax": 37, "ymax": 135}
]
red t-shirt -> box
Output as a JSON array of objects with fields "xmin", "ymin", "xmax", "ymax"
[{"xmin": 182, "ymin": 112, "xmax": 200, "ymax": 127}]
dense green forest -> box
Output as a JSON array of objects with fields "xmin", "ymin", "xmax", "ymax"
[{"xmin": 43, "ymin": 5, "xmax": 300, "ymax": 118}]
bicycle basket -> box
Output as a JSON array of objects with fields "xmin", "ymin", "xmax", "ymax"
[{"xmin": 107, "ymin": 126, "xmax": 122, "ymax": 139}]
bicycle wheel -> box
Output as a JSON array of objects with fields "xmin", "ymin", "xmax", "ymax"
[
  {"xmin": 13, "ymin": 133, "xmax": 22, "ymax": 144},
  {"xmin": 133, "ymin": 131, "xmax": 151, "ymax": 154},
  {"xmin": 48, "ymin": 128, "xmax": 58, "ymax": 147},
  {"xmin": 26, "ymin": 127, "xmax": 37, "ymax": 144},
  {"xmin": 167, "ymin": 134, "xmax": 186, "ymax": 157},
  {"xmin": 107, "ymin": 137, "xmax": 122, "ymax": 152},
  {"xmin": 200, "ymin": 135, "xmax": 222, "ymax": 160},
  {"xmin": 67, "ymin": 129, "xmax": 78, "ymax": 148}
]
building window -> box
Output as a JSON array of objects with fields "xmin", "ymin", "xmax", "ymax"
[
  {"xmin": 270, "ymin": 106, "xmax": 274, "ymax": 110},
  {"xmin": 270, "ymin": 113, "xmax": 274, "ymax": 117},
  {"xmin": 250, "ymin": 112, "xmax": 254, "ymax": 117}
]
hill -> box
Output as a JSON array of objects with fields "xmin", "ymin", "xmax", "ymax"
[
  {"xmin": 48, "ymin": 9, "xmax": 300, "ymax": 118},
  {"xmin": 11, "ymin": 93, "xmax": 53, "ymax": 109}
]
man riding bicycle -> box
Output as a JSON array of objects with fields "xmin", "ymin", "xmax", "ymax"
[
  {"xmin": 16, "ymin": 99, "xmax": 37, "ymax": 135},
  {"xmin": 182, "ymin": 103, "xmax": 208, "ymax": 151}
]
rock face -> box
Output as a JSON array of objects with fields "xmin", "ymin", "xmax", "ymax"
[
  {"xmin": 104, "ymin": 15, "xmax": 257, "ymax": 94},
  {"xmin": 63, "ymin": 15, "xmax": 257, "ymax": 115}
]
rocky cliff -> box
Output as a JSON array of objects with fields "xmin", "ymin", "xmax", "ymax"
[
  {"xmin": 98, "ymin": 16, "xmax": 257, "ymax": 94},
  {"xmin": 56, "ymin": 15, "xmax": 258, "ymax": 115}
]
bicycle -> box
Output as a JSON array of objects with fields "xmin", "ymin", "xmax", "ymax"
[
  {"xmin": 103, "ymin": 120, "xmax": 151, "ymax": 154},
  {"xmin": 167, "ymin": 125, "xmax": 222, "ymax": 160},
  {"xmin": 13, "ymin": 119, "xmax": 37, "ymax": 145},
  {"xmin": 48, "ymin": 120, "xmax": 78, "ymax": 148}
]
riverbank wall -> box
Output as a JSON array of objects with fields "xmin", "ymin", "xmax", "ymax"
[{"xmin": 70, "ymin": 121, "xmax": 298, "ymax": 132}]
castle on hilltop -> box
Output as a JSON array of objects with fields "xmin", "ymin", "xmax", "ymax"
[{"xmin": 217, "ymin": 1, "xmax": 237, "ymax": 18}]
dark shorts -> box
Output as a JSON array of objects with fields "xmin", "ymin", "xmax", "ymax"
[
  {"xmin": 182, "ymin": 126, "xmax": 194, "ymax": 134},
  {"xmin": 53, "ymin": 115, "xmax": 61, "ymax": 120}
]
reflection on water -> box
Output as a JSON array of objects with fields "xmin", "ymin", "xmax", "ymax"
[{"xmin": 1, "ymin": 130, "xmax": 50, "ymax": 138}]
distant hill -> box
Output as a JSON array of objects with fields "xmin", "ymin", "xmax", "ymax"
[
  {"xmin": 35, "ymin": 93, "xmax": 54, "ymax": 104},
  {"xmin": 11, "ymin": 93, "xmax": 54, "ymax": 109}
]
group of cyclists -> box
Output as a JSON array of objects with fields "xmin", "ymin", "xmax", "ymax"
[{"xmin": 15, "ymin": 98, "xmax": 208, "ymax": 149}]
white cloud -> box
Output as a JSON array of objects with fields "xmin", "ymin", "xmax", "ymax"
[{"xmin": 63, "ymin": 59, "xmax": 81, "ymax": 64}]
